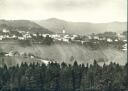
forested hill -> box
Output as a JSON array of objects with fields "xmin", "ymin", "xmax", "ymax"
[
  {"xmin": 0, "ymin": 60, "xmax": 128, "ymax": 91},
  {"xmin": 36, "ymin": 18, "xmax": 127, "ymax": 34},
  {"xmin": 0, "ymin": 20, "xmax": 52, "ymax": 33}
]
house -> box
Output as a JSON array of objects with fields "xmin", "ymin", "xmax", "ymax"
[
  {"xmin": 114, "ymin": 39, "xmax": 119, "ymax": 42},
  {"xmin": 56, "ymin": 38, "xmax": 62, "ymax": 41},
  {"xmin": 107, "ymin": 38, "xmax": 113, "ymax": 42},
  {"xmin": 2, "ymin": 29, "xmax": 10, "ymax": 33},
  {"xmin": 6, "ymin": 35, "xmax": 9, "ymax": 38},
  {"xmin": 28, "ymin": 53, "xmax": 35, "ymax": 59},
  {"xmin": 0, "ymin": 35, "xmax": 3, "ymax": 40},
  {"xmin": 5, "ymin": 51, "xmax": 13, "ymax": 56},
  {"xmin": 42, "ymin": 34, "xmax": 50, "ymax": 37},
  {"xmin": 62, "ymin": 38, "xmax": 69, "ymax": 42},
  {"xmin": 18, "ymin": 31, "xmax": 25, "ymax": 34},
  {"xmin": 64, "ymin": 35, "xmax": 70, "ymax": 39},
  {"xmin": 18, "ymin": 37, "xmax": 25, "ymax": 40},
  {"xmin": 22, "ymin": 33, "xmax": 32, "ymax": 39},
  {"xmin": 123, "ymin": 39, "xmax": 127, "ymax": 42},
  {"xmin": 51, "ymin": 34, "xmax": 60, "ymax": 38},
  {"xmin": 71, "ymin": 35, "xmax": 78, "ymax": 40},
  {"xmin": 0, "ymin": 37, "xmax": 2, "ymax": 40},
  {"xmin": 122, "ymin": 44, "xmax": 127, "ymax": 51},
  {"xmin": 33, "ymin": 33, "xmax": 37, "ymax": 37},
  {"xmin": 40, "ymin": 59, "xmax": 49, "ymax": 65},
  {"xmin": 12, "ymin": 35, "xmax": 17, "ymax": 38},
  {"xmin": 4, "ymin": 51, "xmax": 20, "ymax": 57},
  {"xmin": 88, "ymin": 35, "xmax": 92, "ymax": 39},
  {"xmin": 81, "ymin": 41, "xmax": 85, "ymax": 44},
  {"xmin": 62, "ymin": 29, "xmax": 66, "ymax": 34},
  {"xmin": 30, "ymin": 56, "xmax": 34, "ymax": 59},
  {"xmin": 93, "ymin": 36, "xmax": 99, "ymax": 40}
]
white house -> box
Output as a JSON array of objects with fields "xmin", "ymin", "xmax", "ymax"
[
  {"xmin": 114, "ymin": 39, "xmax": 118, "ymax": 42},
  {"xmin": 62, "ymin": 30, "xmax": 66, "ymax": 34},
  {"xmin": 2, "ymin": 29, "xmax": 10, "ymax": 33},
  {"xmin": 33, "ymin": 33, "xmax": 37, "ymax": 37},
  {"xmin": 40, "ymin": 59, "xmax": 50, "ymax": 65},
  {"xmin": 0, "ymin": 35, "xmax": 3, "ymax": 40},
  {"xmin": 51, "ymin": 34, "xmax": 60, "ymax": 38},
  {"xmin": 42, "ymin": 34, "xmax": 50, "ymax": 37},
  {"xmin": 23, "ymin": 34, "xmax": 32, "ymax": 39},
  {"xmin": 107, "ymin": 38, "xmax": 113, "ymax": 42},
  {"xmin": 63, "ymin": 38, "xmax": 69, "ymax": 42},
  {"xmin": 122, "ymin": 44, "xmax": 127, "ymax": 51},
  {"xmin": 123, "ymin": 40, "xmax": 127, "ymax": 42},
  {"xmin": 0, "ymin": 37, "xmax": 2, "ymax": 40},
  {"xmin": 5, "ymin": 51, "xmax": 13, "ymax": 56},
  {"xmin": 71, "ymin": 35, "xmax": 78, "ymax": 40},
  {"xmin": 18, "ymin": 31, "xmax": 26, "ymax": 34},
  {"xmin": 18, "ymin": 37, "xmax": 25, "ymax": 40},
  {"xmin": 93, "ymin": 36, "xmax": 99, "ymax": 40},
  {"xmin": 12, "ymin": 35, "xmax": 17, "ymax": 38}
]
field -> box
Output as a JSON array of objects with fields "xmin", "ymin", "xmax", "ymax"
[{"xmin": 0, "ymin": 43, "xmax": 127, "ymax": 66}]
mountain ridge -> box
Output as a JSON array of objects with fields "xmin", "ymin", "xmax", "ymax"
[
  {"xmin": 0, "ymin": 19, "xmax": 52, "ymax": 33},
  {"xmin": 35, "ymin": 18, "xmax": 127, "ymax": 34}
]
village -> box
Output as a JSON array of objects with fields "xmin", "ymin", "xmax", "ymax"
[{"xmin": 0, "ymin": 28, "xmax": 127, "ymax": 50}]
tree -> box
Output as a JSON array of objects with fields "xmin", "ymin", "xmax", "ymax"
[
  {"xmin": 43, "ymin": 35, "xmax": 53, "ymax": 45},
  {"xmin": 72, "ymin": 61, "xmax": 83, "ymax": 91},
  {"xmin": 45, "ymin": 62, "xmax": 61, "ymax": 90},
  {"xmin": 60, "ymin": 62, "xmax": 73, "ymax": 91},
  {"xmin": 88, "ymin": 71, "xmax": 94, "ymax": 89},
  {"xmin": 0, "ymin": 60, "xmax": 127, "ymax": 91},
  {"xmin": 123, "ymin": 62, "xmax": 128, "ymax": 89}
]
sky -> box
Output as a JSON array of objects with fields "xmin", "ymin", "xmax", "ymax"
[{"xmin": 0, "ymin": 0, "xmax": 127, "ymax": 23}]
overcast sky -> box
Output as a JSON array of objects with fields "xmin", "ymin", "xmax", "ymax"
[{"xmin": 0, "ymin": 0, "xmax": 127, "ymax": 22}]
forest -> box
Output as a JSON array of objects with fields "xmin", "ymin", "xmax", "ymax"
[{"xmin": 0, "ymin": 59, "xmax": 128, "ymax": 91}]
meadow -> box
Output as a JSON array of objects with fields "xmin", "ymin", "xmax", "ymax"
[{"xmin": 0, "ymin": 43, "xmax": 127, "ymax": 66}]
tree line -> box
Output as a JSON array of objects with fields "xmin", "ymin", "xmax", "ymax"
[
  {"xmin": 19, "ymin": 35, "xmax": 53, "ymax": 46},
  {"xmin": 0, "ymin": 60, "xmax": 128, "ymax": 91}
]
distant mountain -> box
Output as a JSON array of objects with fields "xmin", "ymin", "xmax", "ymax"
[
  {"xmin": 0, "ymin": 20, "xmax": 52, "ymax": 33},
  {"xmin": 36, "ymin": 18, "xmax": 127, "ymax": 34}
]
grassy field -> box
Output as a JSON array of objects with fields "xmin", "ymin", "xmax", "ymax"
[{"xmin": 0, "ymin": 43, "xmax": 127, "ymax": 66}]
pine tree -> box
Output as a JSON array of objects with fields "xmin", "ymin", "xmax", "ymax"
[{"xmin": 123, "ymin": 62, "xmax": 128, "ymax": 89}]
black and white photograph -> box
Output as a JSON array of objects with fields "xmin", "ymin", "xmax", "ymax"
[{"xmin": 0, "ymin": 0, "xmax": 127, "ymax": 91}]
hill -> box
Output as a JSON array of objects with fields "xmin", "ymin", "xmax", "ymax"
[
  {"xmin": 0, "ymin": 43, "xmax": 126, "ymax": 66},
  {"xmin": 36, "ymin": 18, "xmax": 127, "ymax": 34},
  {"xmin": 0, "ymin": 20, "xmax": 52, "ymax": 33}
]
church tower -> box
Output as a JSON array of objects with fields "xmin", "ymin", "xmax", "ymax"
[{"xmin": 62, "ymin": 26, "xmax": 66, "ymax": 34}]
